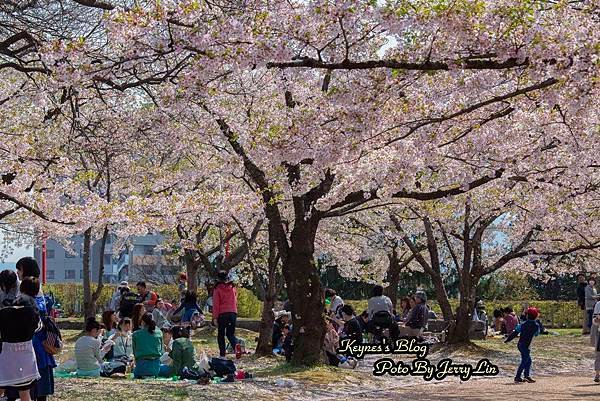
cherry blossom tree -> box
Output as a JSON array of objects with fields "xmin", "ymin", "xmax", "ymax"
[{"xmin": 2, "ymin": 0, "xmax": 599, "ymax": 364}]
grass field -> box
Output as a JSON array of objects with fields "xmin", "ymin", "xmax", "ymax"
[{"xmin": 51, "ymin": 326, "xmax": 595, "ymax": 401}]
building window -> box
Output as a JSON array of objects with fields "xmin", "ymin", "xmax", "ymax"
[
  {"xmin": 64, "ymin": 270, "xmax": 75, "ymax": 279},
  {"xmin": 142, "ymin": 245, "xmax": 154, "ymax": 255},
  {"xmin": 103, "ymin": 255, "xmax": 112, "ymax": 265},
  {"xmin": 46, "ymin": 270, "xmax": 55, "ymax": 280},
  {"xmin": 47, "ymin": 249, "xmax": 55, "ymax": 259}
]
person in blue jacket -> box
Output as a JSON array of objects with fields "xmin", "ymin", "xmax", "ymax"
[
  {"xmin": 505, "ymin": 307, "xmax": 541, "ymax": 383},
  {"xmin": 15, "ymin": 257, "xmax": 56, "ymax": 401}
]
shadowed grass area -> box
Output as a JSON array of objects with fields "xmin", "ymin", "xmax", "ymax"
[{"xmin": 52, "ymin": 325, "xmax": 593, "ymax": 400}]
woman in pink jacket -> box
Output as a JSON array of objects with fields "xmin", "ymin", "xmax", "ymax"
[{"xmin": 212, "ymin": 271, "xmax": 238, "ymax": 358}]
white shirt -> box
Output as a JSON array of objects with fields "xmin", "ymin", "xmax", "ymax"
[{"xmin": 593, "ymin": 300, "xmax": 600, "ymax": 315}]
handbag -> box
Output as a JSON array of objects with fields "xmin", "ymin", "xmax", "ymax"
[{"xmin": 42, "ymin": 316, "xmax": 63, "ymax": 355}]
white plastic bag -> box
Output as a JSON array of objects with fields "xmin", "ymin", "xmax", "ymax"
[
  {"xmin": 197, "ymin": 351, "xmax": 210, "ymax": 374},
  {"xmin": 275, "ymin": 378, "xmax": 297, "ymax": 387}
]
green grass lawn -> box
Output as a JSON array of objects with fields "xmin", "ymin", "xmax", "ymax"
[{"xmin": 52, "ymin": 324, "xmax": 594, "ymax": 401}]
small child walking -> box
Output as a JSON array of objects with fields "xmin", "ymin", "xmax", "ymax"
[{"xmin": 505, "ymin": 307, "xmax": 541, "ymax": 383}]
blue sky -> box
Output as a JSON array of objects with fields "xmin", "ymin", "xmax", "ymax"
[{"xmin": 1, "ymin": 230, "xmax": 33, "ymax": 263}]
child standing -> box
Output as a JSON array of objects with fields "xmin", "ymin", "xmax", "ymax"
[{"xmin": 505, "ymin": 307, "xmax": 541, "ymax": 383}]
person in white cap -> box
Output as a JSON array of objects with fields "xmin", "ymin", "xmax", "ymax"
[{"xmin": 110, "ymin": 281, "xmax": 129, "ymax": 313}]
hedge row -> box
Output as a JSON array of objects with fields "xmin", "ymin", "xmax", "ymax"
[
  {"xmin": 44, "ymin": 283, "xmax": 583, "ymax": 328},
  {"xmin": 43, "ymin": 283, "xmax": 262, "ymax": 319},
  {"xmin": 346, "ymin": 299, "xmax": 583, "ymax": 328}
]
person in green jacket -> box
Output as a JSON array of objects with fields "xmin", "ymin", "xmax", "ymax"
[
  {"xmin": 132, "ymin": 313, "xmax": 163, "ymax": 378},
  {"xmin": 160, "ymin": 326, "xmax": 196, "ymax": 377}
]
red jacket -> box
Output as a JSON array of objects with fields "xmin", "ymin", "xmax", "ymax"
[{"xmin": 212, "ymin": 283, "xmax": 237, "ymax": 318}]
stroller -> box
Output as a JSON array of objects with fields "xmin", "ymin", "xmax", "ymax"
[{"xmin": 368, "ymin": 311, "xmax": 398, "ymax": 344}]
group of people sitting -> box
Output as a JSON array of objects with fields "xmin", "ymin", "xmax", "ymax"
[
  {"xmin": 491, "ymin": 305, "xmax": 547, "ymax": 336},
  {"xmin": 71, "ymin": 270, "xmax": 241, "ymax": 379},
  {"xmin": 109, "ymin": 278, "xmax": 204, "ymax": 330},
  {"xmin": 73, "ymin": 313, "xmax": 197, "ymax": 379},
  {"xmin": 270, "ymin": 285, "xmax": 438, "ymax": 366}
]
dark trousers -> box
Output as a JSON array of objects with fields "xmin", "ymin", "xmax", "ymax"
[
  {"xmin": 516, "ymin": 343, "xmax": 532, "ymax": 379},
  {"xmin": 217, "ymin": 312, "xmax": 238, "ymax": 357},
  {"xmin": 588, "ymin": 309, "xmax": 594, "ymax": 329},
  {"xmin": 325, "ymin": 351, "xmax": 340, "ymax": 367}
]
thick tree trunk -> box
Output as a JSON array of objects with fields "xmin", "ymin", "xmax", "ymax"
[
  {"xmin": 82, "ymin": 228, "xmax": 95, "ymax": 320},
  {"xmin": 447, "ymin": 279, "xmax": 477, "ymax": 343},
  {"xmin": 384, "ymin": 249, "xmax": 400, "ymax": 308},
  {"xmin": 282, "ymin": 219, "xmax": 325, "ymax": 366},
  {"xmin": 255, "ymin": 295, "xmax": 276, "ymax": 356},
  {"xmin": 187, "ymin": 261, "xmax": 198, "ymax": 294}
]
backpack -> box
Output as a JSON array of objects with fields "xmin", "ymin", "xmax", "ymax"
[
  {"xmin": 42, "ymin": 316, "xmax": 63, "ymax": 355},
  {"xmin": 209, "ymin": 358, "xmax": 236, "ymax": 377},
  {"xmin": 119, "ymin": 292, "xmax": 139, "ymax": 318}
]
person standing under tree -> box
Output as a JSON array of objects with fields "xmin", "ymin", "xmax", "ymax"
[
  {"xmin": 212, "ymin": 270, "xmax": 238, "ymax": 359},
  {"xmin": 14, "ymin": 257, "xmax": 55, "ymax": 401},
  {"xmin": 585, "ymin": 278, "xmax": 600, "ymax": 335},
  {"xmin": 577, "ymin": 274, "xmax": 589, "ymax": 334}
]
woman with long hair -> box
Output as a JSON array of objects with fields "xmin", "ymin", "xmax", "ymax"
[
  {"xmin": 132, "ymin": 313, "xmax": 164, "ymax": 378},
  {"xmin": 101, "ymin": 310, "xmax": 118, "ymax": 338},
  {"xmin": 131, "ymin": 303, "xmax": 145, "ymax": 332},
  {"xmin": 398, "ymin": 297, "xmax": 411, "ymax": 322}
]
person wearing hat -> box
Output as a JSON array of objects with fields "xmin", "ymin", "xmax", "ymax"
[
  {"xmin": 473, "ymin": 300, "xmax": 488, "ymax": 337},
  {"xmin": 403, "ymin": 291, "xmax": 429, "ymax": 338},
  {"xmin": 272, "ymin": 310, "xmax": 291, "ymax": 353},
  {"xmin": 212, "ymin": 270, "xmax": 238, "ymax": 358},
  {"xmin": 110, "ymin": 281, "xmax": 129, "ymax": 313},
  {"xmin": 505, "ymin": 307, "xmax": 541, "ymax": 383}
]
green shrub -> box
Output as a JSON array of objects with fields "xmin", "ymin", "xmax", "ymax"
[
  {"xmin": 348, "ymin": 298, "xmax": 582, "ymax": 328},
  {"xmin": 43, "ymin": 283, "xmax": 261, "ymax": 319},
  {"xmin": 43, "ymin": 283, "xmax": 114, "ymax": 316},
  {"xmin": 236, "ymin": 287, "xmax": 263, "ymax": 319}
]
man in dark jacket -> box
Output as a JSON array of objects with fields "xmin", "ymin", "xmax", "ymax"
[
  {"xmin": 577, "ymin": 274, "xmax": 589, "ymax": 334},
  {"xmin": 404, "ymin": 291, "xmax": 428, "ymax": 338}
]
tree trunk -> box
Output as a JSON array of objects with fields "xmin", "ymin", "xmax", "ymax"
[
  {"xmin": 82, "ymin": 228, "xmax": 95, "ymax": 321},
  {"xmin": 187, "ymin": 260, "xmax": 198, "ymax": 294},
  {"xmin": 447, "ymin": 279, "xmax": 477, "ymax": 343},
  {"xmin": 429, "ymin": 271, "xmax": 454, "ymax": 322},
  {"xmin": 256, "ymin": 222, "xmax": 281, "ymax": 356},
  {"xmin": 384, "ymin": 249, "xmax": 400, "ymax": 308},
  {"xmin": 255, "ymin": 294, "xmax": 276, "ymax": 356},
  {"xmin": 282, "ymin": 219, "xmax": 325, "ymax": 366},
  {"xmin": 91, "ymin": 227, "xmax": 108, "ymax": 311}
]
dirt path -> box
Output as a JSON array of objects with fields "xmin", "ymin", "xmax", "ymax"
[{"xmin": 364, "ymin": 374, "xmax": 600, "ymax": 401}]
